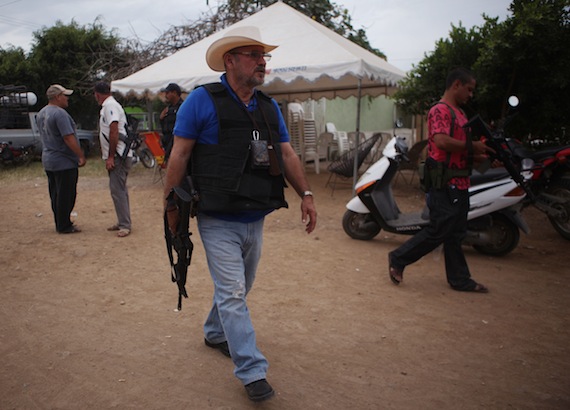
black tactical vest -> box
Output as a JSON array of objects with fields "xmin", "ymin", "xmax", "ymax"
[{"xmin": 190, "ymin": 83, "xmax": 288, "ymax": 213}]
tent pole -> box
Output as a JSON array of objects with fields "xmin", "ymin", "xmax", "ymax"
[{"xmin": 352, "ymin": 78, "xmax": 362, "ymax": 195}]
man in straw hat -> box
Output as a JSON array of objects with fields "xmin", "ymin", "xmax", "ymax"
[{"xmin": 164, "ymin": 26, "xmax": 317, "ymax": 402}]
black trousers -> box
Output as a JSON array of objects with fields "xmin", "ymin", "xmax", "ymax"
[
  {"xmin": 46, "ymin": 168, "xmax": 78, "ymax": 233},
  {"xmin": 390, "ymin": 187, "xmax": 476, "ymax": 290},
  {"xmin": 161, "ymin": 134, "xmax": 173, "ymax": 161}
]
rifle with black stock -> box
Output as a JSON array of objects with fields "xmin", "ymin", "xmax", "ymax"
[
  {"xmin": 164, "ymin": 176, "xmax": 199, "ymax": 311},
  {"xmin": 465, "ymin": 114, "xmax": 532, "ymax": 197}
]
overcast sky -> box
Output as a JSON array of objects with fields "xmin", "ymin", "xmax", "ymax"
[{"xmin": 0, "ymin": 0, "xmax": 512, "ymax": 72}]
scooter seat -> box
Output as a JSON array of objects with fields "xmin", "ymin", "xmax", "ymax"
[
  {"xmin": 470, "ymin": 167, "xmax": 510, "ymax": 186},
  {"xmin": 529, "ymin": 145, "xmax": 570, "ymax": 162},
  {"xmin": 510, "ymin": 143, "xmax": 570, "ymax": 162}
]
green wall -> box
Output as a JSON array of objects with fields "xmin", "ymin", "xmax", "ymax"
[{"xmin": 324, "ymin": 95, "xmax": 395, "ymax": 133}]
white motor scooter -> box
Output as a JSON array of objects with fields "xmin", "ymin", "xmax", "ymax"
[{"xmin": 343, "ymin": 135, "xmax": 534, "ymax": 256}]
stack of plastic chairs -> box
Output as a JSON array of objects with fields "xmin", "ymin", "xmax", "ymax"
[
  {"xmin": 287, "ymin": 103, "xmax": 319, "ymax": 173},
  {"xmin": 287, "ymin": 103, "xmax": 304, "ymax": 159},
  {"xmin": 302, "ymin": 118, "xmax": 320, "ymax": 174}
]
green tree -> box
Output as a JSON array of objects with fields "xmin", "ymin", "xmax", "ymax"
[
  {"xmin": 0, "ymin": 46, "xmax": 36, "ymax": 87},
  {"xmin": 475, "ymin": 0, "xmax": 570, "ymax": 141},
  {"xmin": 394, "ymin": 23, "xmax": 485, "ymax": 116},
  {"xmin": 28, "ymin": 20, "xmax": 131, "ymax": 128},
  {"xmin": 394, "ymin": 0, "xmax": 570, "ymax": 144}
]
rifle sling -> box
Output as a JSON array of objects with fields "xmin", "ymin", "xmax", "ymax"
[{"xmin": 435, "ymin": 101, "xmax": 474, "ymax": 178}]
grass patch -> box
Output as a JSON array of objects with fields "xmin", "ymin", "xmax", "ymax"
[
  {"xmin": 0, "ymin": 155, "xmax": 157, "ymax": 187},
  {"xmin": 0, "ymin": 157, "xmax": 107, "ymax": 186}
]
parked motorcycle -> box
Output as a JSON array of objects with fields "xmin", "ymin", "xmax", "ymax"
[
  {"xmin": 123, "ymin": 115, "xmax": 155, "ymax": 169},
  {"xmin": 129, "ymin": 133, "xmax": 156, "ymax": 169},
  {"xmin": 504, "ymin": 139, "xmax": 570, "ymax": 240},
  {"xmin": 469, "ymin": 96, "xmax": 570, "ymax": 240},
  {"xmin": 0, "ymin": 141, "xmax": 35, "ymax": 167}
]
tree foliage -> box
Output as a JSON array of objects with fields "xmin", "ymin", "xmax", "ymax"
[
  {"xmin": 395, "ymin": 0, "xmax": 570, "ymax": 144},
  {"xmin": 476, "ymin": 0, "xmax": 570, "ymax": 142},
  {"xmin": 0, "ymin": 20, "xmax": 131, "ymax": 128},
  {"xmin": 29, "ymin": 21, "xmax": 124, "ymax": 113},
  {"xmin": 394, "ymin": 23, "xmax": 485, "ymax": 116},
  {"xmin": 0, "ymin": 46, "xmax": 35, "ymax": 87}
]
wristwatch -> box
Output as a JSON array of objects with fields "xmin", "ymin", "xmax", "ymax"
[{"xmin": 302, "ymin": 190, "xmax": 313, "ymax": 198}]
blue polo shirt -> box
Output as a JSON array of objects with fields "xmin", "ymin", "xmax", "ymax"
[
  {"xmin": 174, "ymin": 74, "xmax": 289, "ymax": 144},
  {"xmin": 173, "ymin": 75, "xmax": 290, "ymax": 222}
]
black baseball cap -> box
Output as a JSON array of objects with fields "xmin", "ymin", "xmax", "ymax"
[{"xmin": 161, "ymin": 83, "xmax": 182, "ymax": 94}]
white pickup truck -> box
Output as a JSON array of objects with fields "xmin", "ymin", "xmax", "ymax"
[
  {"xmin": 0, "ymin": 112, "xmax": 97, "ymax": 156},
  {"xmin": 0, "ymin": 87, "xmax": 97, "ymax": 156}
]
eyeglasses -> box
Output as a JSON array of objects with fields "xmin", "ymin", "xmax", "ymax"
[{"xmin": 230, "ymin": 51, "xmax": 272, "ymax": 62}]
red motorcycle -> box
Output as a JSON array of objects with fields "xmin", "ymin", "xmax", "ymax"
[
  {"xmin": 507, "ymin": 139, "xmax": 570, "ymax": 240},
  {"xmin": 0, "ymin": 141, "xmax": 35, "ymax": 167}
]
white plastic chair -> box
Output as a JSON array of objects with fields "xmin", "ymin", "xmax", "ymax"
[
  {"xmin": 323, "ymin": 122, "xmax": 350, "ymax": 160},
  {"xmin": 335, "ymin": 131, "xmax": 350, "ymax": 156}
]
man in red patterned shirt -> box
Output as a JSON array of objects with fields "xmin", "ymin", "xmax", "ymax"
[{"xmin": 388, "ymin": 68, "xmax": 494, "ymax": 293}]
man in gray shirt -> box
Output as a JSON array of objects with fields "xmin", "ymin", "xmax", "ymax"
[{"xmin": 36, "ymin": 84, "xmax": 86, "ymax": 233}]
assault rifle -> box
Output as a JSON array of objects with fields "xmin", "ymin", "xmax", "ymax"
[
  {"xmin": 120, "ymin": 115, "xmax": 140, "ymax": 159},
  {"xmin": 465, "ymin": 114, "xmax": 534, "ymax": 199},
  {"xmin": 164, "ymin": 176, "xmax": 199, "ymax": 311}
]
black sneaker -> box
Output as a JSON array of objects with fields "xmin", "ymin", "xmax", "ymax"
[
  {"xmin": 204, "ymin": 338, "xmax": 231, "ymax": 358},
  {"xmin": 59, "ymin": 225, "xmax": 81, "ymax": 234},
  {"xmin": 245, "ymin": 379, "xmax": 274, "ymax": 402}
]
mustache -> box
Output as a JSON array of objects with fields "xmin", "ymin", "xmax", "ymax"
[{"xmin": 255, "ymin": 65, "xmax": 266, "ymax": 73}]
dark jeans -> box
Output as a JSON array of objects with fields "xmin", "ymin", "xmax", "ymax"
[
  {"xmin": 390, "ymin": 187, "xmax": 476, "ymax": 290},
  {"xmin": 161, "ymin": 134, "xmax": 173, "ymax": 162},
  {"xmin": 46, "ymin": 168, "xmax": 78, "ymax": 233}
]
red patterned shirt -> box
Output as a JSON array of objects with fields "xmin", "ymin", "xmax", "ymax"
[{"xmin": 427, "ymin": 102, "xmax": 470, "ymax": 189}]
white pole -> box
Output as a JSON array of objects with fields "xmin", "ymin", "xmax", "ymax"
[{"xmin": 352, "ymin": 78, "xmax": 362, "ymax": 194}]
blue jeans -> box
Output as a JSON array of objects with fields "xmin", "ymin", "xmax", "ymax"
[{"xmin": 197, "ymin": 214, "xmax": 268, "ymax": 385}]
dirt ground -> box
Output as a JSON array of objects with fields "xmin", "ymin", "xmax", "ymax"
[{"xmin": 1, "ymin": 164, "xmax": 569, "ymax": 410}]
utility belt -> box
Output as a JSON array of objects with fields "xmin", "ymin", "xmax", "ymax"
[{"xmin": 419, "ymin": 157, "xmax": 470, "ymax": 191}]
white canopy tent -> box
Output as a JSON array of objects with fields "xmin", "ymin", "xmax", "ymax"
[
  {"xmin": 112, "ymin": 1, "xmax": 405, "ymax": 100},
  {"xmin": 112, "ymin": 1, "xmax": 406, "ymax": 187}
]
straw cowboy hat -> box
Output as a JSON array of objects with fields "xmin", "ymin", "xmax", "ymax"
[{"xmin": 206, "ymin": 26, "xmax": 278, "ymax": 72}]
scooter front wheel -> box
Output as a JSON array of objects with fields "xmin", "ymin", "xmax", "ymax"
[{"xmin": 342, "ymin": 210, "xmax": 381, "ymax": 240}]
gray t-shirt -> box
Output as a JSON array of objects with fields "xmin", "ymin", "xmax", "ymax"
[{"xmin": 36, "ymin": 105, "xmax": 79, "ymax": 171}]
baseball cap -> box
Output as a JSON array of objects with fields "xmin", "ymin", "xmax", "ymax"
[
  {"xmin": 161, "ymin": 83, "xmax": 182, "ymax": 94},
  {"xmin": 46, "ymin": 84, "xmax": 73, "ymax": 98}
]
